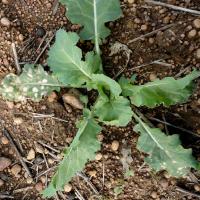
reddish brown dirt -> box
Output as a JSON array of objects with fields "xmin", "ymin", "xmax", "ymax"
[{"xmin": 0, "ymin": 0, "xmax": 200, "ymax": 200}]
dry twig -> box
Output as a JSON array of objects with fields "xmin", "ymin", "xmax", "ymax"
[
  {"xmin": 145, "ymin": 0, "xmax": 200, "ymax": 16},
  {"xmin": 11, "ymin": 43, "xmax": 21, "ymax": 74}
]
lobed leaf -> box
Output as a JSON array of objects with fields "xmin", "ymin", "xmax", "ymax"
[
  {"xmin": 134, "ymin": 114, "xmax": 198, "ymax": 177},
  {"xmin": 48, "ymin": 30, "xmax": 101, "ymax": 87},
  {"xmin": 94, "ymin": 96, "xmax": 133, "ymax": 126},
  {"xmin": 60, "ymin": 0, "xmax": 122, "ymax": 42},
  {"xmin": 43, "ymin": 110, "xmax": 102, "ymax": 197},
  {"xmin": 0, "ymin": 64, "xmax": 60, "ymax": 102},
  {"xmin": 120, "ymin": 71, "xmax": 200, "ymax": 108}
]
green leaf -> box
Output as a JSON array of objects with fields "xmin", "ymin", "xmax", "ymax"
[
  {"xmin": 133, "ymin": 114, "xmax": 198, "ymax": 177},
  {"xmin": 120, "ymin": 71, "xmax": 200, "ymax": 108},
  {"xmin": 94, "ymin": 96, "xmax": 133, "ymax": 126},
  {"xmin": 48, "ymin": 30, "xmax": 100, "ymax": 87},
  {"xmin": 88, "ymin": 74, "xmax": 122, "ymax": 98},
  {"xmin": 43, "ymin": 111, "xmax": 102, "ymax": 197},
  {"xmin": 60, "ymin": 0, "xmax": 122, "ymax": 42},
  {"xmin": 0, "ymin": 64, "xmax": 60, "ymax": 102}
]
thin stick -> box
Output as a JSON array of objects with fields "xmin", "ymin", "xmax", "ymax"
[
  {"xmin": 35, "ymin": 165, "xmax": 57, "ymax": 179},
  {"xmin": 0, "ymin": 194, "xmax": 14, "ymax": 199},
  {"xmin": 74, "ymin": 187, "xmax": 85, "ymax": 200},
  {"xmin": 128, "ymin": 24, "xmax": 174, "ymax": 44},
  {"xmin": 34, "ymin": 34, "xmax": 55, "ymax": 64},
  {"xmin": 149, "ymin": 117, "xmax": 200, "ymax": 138},
  {"xmin": 145, "ymin": 0, "xmax": 200, "ymax": 16},
  {"xmin": 176, "ymin": 187, "xmax": 200, "ymax": 198},
  {"xmin": 77, "ymin": 172, "xmax": 99, "ymax": 195},
  {"xmin": 11, "ymin": 43, "xmax": 21, "ymax": 74},
  {"xmin": 13, "ymin": 186, "xmax": 33, "ymax": 194},
  {"xmin": 3, "ymin": 129, "xmax": 32, "ymax": 177},
  {"xmin": 38, "ymin": 140, "xmax": 60, "ymax": 153}
]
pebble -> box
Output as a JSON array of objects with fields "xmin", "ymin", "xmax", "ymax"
[
  {"xmin": 128, "ymin": 0, "xmax": 135, "ymax": 3},
  {"xmin": 95, "ymin": 153, "xmax": 102, "ymax": 161},
  {"xmin": 62, "ymin": 93, "xmax": 83, "ymax": 110},
  {"xmin": 27, "ymin": 149, "xmax": 36, "ymax": 160},
  {"xmin": 1, "ymin": 17, "xmax": 10, "ymax": 27},
  {"xmin": 88, "ymin": 170, "xmax": 97, "ymax": 177},
  {"xmin": 47, "ymin": 92, "xmax": 57, "ymax": 103},
  {"xmin": 0, "ymin": 179, "xmax": 4, "ymax": 187},
  {"xmin": 34, "ymin": 142, "xmax": 44, "ymax": 154},
  {"xmin": 1, "ymin": 136, "xmax": 9, "ymax": 145},
  {"xmin": 18, "ymin": 34, "xmax": 24, "ymax": 41},
  {"xmin": 196, "ymin": 49, "xmax": 200, "ymax": 59},
  {"xmin": 194, "ymin": 184, "xmax": 200, "ymax": 192},
  {"xmin": 149, "ymin": 73, "xmax": 157, "ymax": 81},
  {"xmin": 35, "ymin": 182, "xmax": 43, "ymax": 192},
  {"xmin": 151, "ymin": 191, "xmax": 158, "ymax": 199},
  {"xmin": 64, "ymin": 183, "xmax": 72, "ymax": 193},
  {"xmin": 160, "ymin": 178, "xmax": 168, "ymax": 189},
  {"xmin": 11, "ymin": 164, "xmax": 21, "ymax": 176},
  {"xmin": 188, "ymin": 29, "xmax": 197, "ymax": 38},
  {"xmin": 111, "ymin": 140, "xmax": 119, "ymax": 151},
  {"xmin": 13, "ymin": 117, "xmax": 23, "ymax": 125},
  {"xmin": 2, "ymin": 0, "xmax": 9, "ymax": 4},
  {"xmin": 0, "ymin": 157, "xmax": 11, "ymax": 171},
  {"xmin": 26, "ymin": 177, "xmax": 33, "ymax": 184},
  {"xmin": 40, "ymin": 176, "xmax": 46, "ymax": 184},
  {"xmin": 6, "ymin": 101, "xmax": 14, "ymax": 109},
  {"xmin": 193, "ymin": 19, "xmax": 200, "ymax": 29},
  {"xmin": 141, "ymin": 24, "xmax": 148, "ymax": 31}
]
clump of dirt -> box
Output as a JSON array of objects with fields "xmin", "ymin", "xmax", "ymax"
[{"xmin": 0, "ymin": 0, "xmax": 200, "ymax": 200}]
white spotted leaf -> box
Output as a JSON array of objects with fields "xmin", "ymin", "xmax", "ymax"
[
  {"xmin": 0, "ymin": 64, "xmax": 60, "ymax": 102},
  {"xmin": 134, "ymin": 115, "xmax": 198, "ymax": 177}
]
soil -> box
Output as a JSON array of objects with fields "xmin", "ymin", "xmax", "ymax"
[{"xmin": 0, "ymin": 0, "xmax": 200, "ymax": 200}]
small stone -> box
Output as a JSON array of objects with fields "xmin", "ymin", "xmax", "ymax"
[
  {"xmin": 97, "ymin": 134, "xmax": 104, "ymax": 142},
  {"xmin": 35, "ymin": 182, "xmax": 43, "ymax": 192},
  {"xmin": 11, "ymin": 164, "xmax": 21, "ymax": 176},
  {"xmin": 34, "ymin": 142, "xmax": 44, "ymax": 154},
  {"xmin": 48, "ymin": 158, "xmax": 54, "ymax": 164},
  {"xmin": 160, "ymin": 178, "xmax": 168, "ymax": 189},
  {"xmin": 47, "ymin": 2, "xmax": 52, "ymax": 8},
  {"xmin": 6, "ymin": 101, "xmax": 14, "ymax": 109},
  {"xmin": 40, "ymin": 176, "xmax": 46, "ymax": 184},
  {"xmin": 141, "ymin": 24, "xmax": 148, "ymax": 31},
  {"xmin": 149, "ymin": 73, "xmax": 157, "ymax": 81},
  {"xmin": 111, "ymin": 140, "xmax": 119, "ymax": 151},
  {"xmin": 0, "ymin": 157, "xmax": 11, "ymax": 171},
  {"xmin": 64, "ymin": 184, "xmax": 72, "ymax": 193},
  {"xmin": 88, "ymin": 170, "xmax": 97, "ymax": 177},
  {"xmin": 196, "ymin": 49, "xmax": 200, "ymax": 59},
  {"xmin": 27, "ymin": 149, "xmax": 35, "ymax": 160},
  {"xmin": 1, "ymin": 17, "xmax": 10, "ymax": 27},
  {"xmin": 2, "ymin": 0, "xmax": 9, "ymax": 4},
  {"xmin": 1, "ymin": 136, "xmax": 9, "ymax": 145},
  {"xmin": 62, "ymin": 93, "xmax": 83, "ymax": 110},
  {"xmin": 47, "ymin": 92, "xmax": 57, "ymax": 102},
  {"xmin": 95, "ymin": 153, "xmax": 102, "ymax": 161},
  {"xmin": 151, "ymin": 191, "xmax": 158, "ymax": 199},
  {"xmin": 128, "ymin": 0, "xmax": 134, "ymax": 3},
  {"xmin": 26, "ymin": 177, "xmax": 33, "ymax": 184},
  {"xmin": 0, "ymin": 179, "xmax": 4, "ymax": 187},
  {"xmin": 194, "ymin": 184, "xmax": 200, "ymax": 192},
  {"xmin": 193, "ymin": 19, "xmax": 200, "ymax": 29},
  {"xmin": 18, "ymin": 34, "xmax": 24, "ymax": 41},
  {"xmin": 188, "ymin": 29, "xmax": 197, "ymax": 38},
  {"xmin": 163, "ymin": 171, "xmax": 170, "ymax": 179},
  {"xmin": 13, "ymin": 117, "xmax": 23, "ymax": 125}
]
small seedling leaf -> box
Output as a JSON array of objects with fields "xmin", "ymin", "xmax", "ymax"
[
  {"xmin": 0, "ymin": 64, "xmax": 60, "ymax": 102},
  {"xmin": 94, "ymin": 96, "xmax": 133, "ymax": 126}
]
